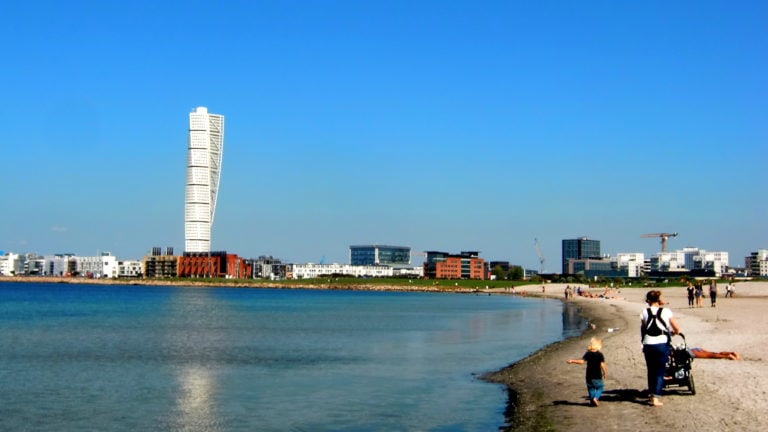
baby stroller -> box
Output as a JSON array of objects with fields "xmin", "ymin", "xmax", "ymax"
[{"xmin": 664, "ymin": 333, "xmax": 696, "ymax": 395}]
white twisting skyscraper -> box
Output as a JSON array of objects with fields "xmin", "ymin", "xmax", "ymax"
[{"xmin": 185, "ymin": 107, "xmax": 224, "ymax": 253}]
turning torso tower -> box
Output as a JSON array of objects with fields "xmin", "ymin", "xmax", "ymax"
[{"xmin": 185, "ymin": 107, "xmax": 225, "ymax": 253}]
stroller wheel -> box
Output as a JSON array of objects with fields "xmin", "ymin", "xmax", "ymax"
[{"xmin": 687, "ymin": 372, "xmax": 696, "ymax": 395}]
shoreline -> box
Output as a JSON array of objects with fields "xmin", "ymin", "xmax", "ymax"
[
  {"xmin": 0, "ymin": 275, "xmax": 496, "ymax": 293},
  {"xmin": 482, "ymin": 290, "xmax": 629, "ymax": 431},
  {"xmin": 483, "ymin": 282, "xmax": 768, "ymax": 431}
]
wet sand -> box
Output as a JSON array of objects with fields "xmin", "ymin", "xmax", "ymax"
[{"xmin": 483, "ymin": 282, "xmax": 768, "ymax": 431}]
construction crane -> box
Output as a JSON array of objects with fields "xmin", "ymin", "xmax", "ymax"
[
  {"xmin": 641, "ymin": 232, "xmax": 678, "ymax": 253},
  {"xmin": 534, "ymin": 238, "xmax": 545, "ymax": 273}
]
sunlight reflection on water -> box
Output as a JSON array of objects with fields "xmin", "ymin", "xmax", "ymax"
[{"xmin": 0, "ymin": 283, "xmax": 584, "ymax": 431}]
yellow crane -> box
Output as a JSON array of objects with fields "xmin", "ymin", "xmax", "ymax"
[{"xmin": 641, "ymin": 232, "xmax": 678, "ymax": 253}]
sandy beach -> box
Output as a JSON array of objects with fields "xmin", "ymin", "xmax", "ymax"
[{"xmin": 483, "ymin": 282, "xmax": 768, "ymax": 431}]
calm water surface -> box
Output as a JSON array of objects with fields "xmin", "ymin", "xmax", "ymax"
[{"xmin": 0, "ymin": 283, "xmax": 584, "ymax": 431}]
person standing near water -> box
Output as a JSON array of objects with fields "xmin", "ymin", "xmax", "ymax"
[
  {"xmin": 709, "ymin": 280, "xmax": 717, "ymax": 307},
  {"xmin": 641, "ymin": 290, "xmax": 681, "ymax": 407}
]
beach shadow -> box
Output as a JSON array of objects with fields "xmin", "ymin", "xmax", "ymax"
[
  {"xmin": 553, "ymin": 389, "xmax": 648, "ymax": 407},
  {"xmin": 601, "ymin": 388, "xmax": 649, "ymax": 405},
  {"xmin": 553, "ymin": 399, "xmax": 590, "ymax": 407}
]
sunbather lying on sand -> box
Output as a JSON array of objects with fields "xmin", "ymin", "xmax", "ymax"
[{"xmin": 691, "ymin": 348, "xmax": 741, "ymax": 360}]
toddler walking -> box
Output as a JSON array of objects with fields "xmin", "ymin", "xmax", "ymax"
[{"xmin": 566, "ymin": 337, "xmax": 607, "ymax": 406}]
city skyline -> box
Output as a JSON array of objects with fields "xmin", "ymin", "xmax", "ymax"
[{"xmin": 1, "ymin": 2, "xmax": 766, "ymax": 268}]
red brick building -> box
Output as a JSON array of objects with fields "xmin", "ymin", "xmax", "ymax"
[
  {"xmin": 178, "ymin": 251, "xmax": 251, "ymax": 279},
  {"xmin": 424, "ymin": 251, "xmax": 486, "ymax": 280}
]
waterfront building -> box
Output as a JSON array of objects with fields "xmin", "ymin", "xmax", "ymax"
[
  {"xmin": 178, "ymin": 251, "xmax": 250, "ymax": 279},
  {"xmin": 613, "ymin": 253, "xmax": 645, "ymax": 277},
  {"xmin": 567, "ymin": 257, "xmax": 624, "ymax": 279},
  {"xmin": 246, "ymin": 256, "xmax": 288, "ymax": 280},
  {"xmin": 650, "ymin": 251, "xmax": 687, "ymax": 272},
  {"xmin": 0, "ymin": 253, "xmax": 22, "ymax": 276},
  {"xmin": 488, "ymin": 261, "xmax": 510, "ymax": 273},
  {"xmin": 561, "ymin": 237, "xmax": 601, "ymax": 274},
  {"xmin": 649, "ymin": 247, "xmax": 729, "ymax": 277},
  {"xmin": 76, "ymin": 252, "xmax": 119, "ymax": 278},
  {"xmin": 392, "ymin": 266, "xmax": 425, "ymax": 277},
  {"xmin": 143, "ymin": 247, "xmax": 178, "ymax": 278},
  {"xmin": 746, "ymin": 250, "xmax": 768, "ymax": 277},
  {"xmin": 42, "ymin": 254, "xmax": 76, "ymax": 276},
  {"xmin": 291, "ymin": 263, "xmax": 394, "ymax": 279},
  {"xmin": 423, "ymin": 251, "xmax": 486, "ymax": 280},
  {"xmin": 349, "ymin": 245, "xmax": 411, "ymax": 266},
  {"xmin": 118, "ymin": 260, "xmax": 143, "ymax": 278},
  {"xmin": 185, "ymin": 107, "xmax": 225, "ymax": 253},
  {"xmin": 691, "ymin": 249, "xmax": 729, "ymax": 275}
]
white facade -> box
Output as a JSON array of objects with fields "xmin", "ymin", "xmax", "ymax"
[
  {"xmin": 0, "ymin": 253, "xmax": 23, "ymax": 276},
  {"xmin": 291, "ymin": 263, "xmax": 394, "ymax": 279},
  {"xmin": 651, "ymin": 247, "xmax": 729, "ymax": 276},
  {"xmin": 43, "ymin": 254, "xmax": 75, "ymax": 276},
  {"xmin": 760, "ymin": 260, "xmax": 768, "ymax": 277},
  {"xmin": 651, "ymin": 251, "xmax": 687, "ymax": 272},
  {"xmin": 185, "ymin": 106, "xmax": 225, "ymax": 253},
  {"xmin": 393, "ymin": 266, "xmax": 425, "ymax": 277},
  {"xmin": 613, "ymin": 253, "xmax": 645, "ymax": 277},
  {"xmin": 692, "ymin": 250, "xmax": 729, "ymax": 275},
  {"xmin": 747, "ymin": 250, "xmax": 768, "ymax": 277},
  {"xmin": 118, "ymin": 260, "xmax": 144, "ymax": 278},
  {"xmin": 76, "ymin": 253, "xmax": 119, "ymax": 278}
]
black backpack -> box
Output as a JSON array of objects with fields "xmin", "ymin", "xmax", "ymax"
[{"xmin": 645, "ymin": 307, "xmax": 667, "ymax": 337}]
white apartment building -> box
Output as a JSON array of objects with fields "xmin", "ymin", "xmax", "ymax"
[
  {"xmin": 692, "ymin": 250, "xmax": 729, "ymax": 275},
  {"xmin": 43, "ymin": 254, "xmax": 76, "ymax": 276},
  {"xmin": 118, "ymin": 260, "xmax": 143, "ymax": 278},
  {"xmin": 652, "ymin": 251, "xmax": 688, "ymax": 272},
  {"xmin": 0, "ymin": 253, "xmax": 23, "ymax": 276},
  {"xmin": 291, "ymin": 263, "xmax": 394, "ymax": 279},
  {"xmin": 747, "ymin": 250, "xmax": 768, "ymax": 277},
  {"xmin": 185, "ymin": 106, "xmax": 225, "ymax": 253},
  {"xmin": 76, "ymin": 253, "xmax": 119, "ymax": 278},
  {"xmin": 651, "ymin": 247, "xmax": 729, "ymax": 276},
  {"xmin": 393, "ymin": 266, "xmax": 425, "ymax": 277},
  {"xmin": 612, "ymin": 253, "xmax": 645, "ymax": 277}
]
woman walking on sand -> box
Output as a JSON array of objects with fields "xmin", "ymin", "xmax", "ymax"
[
  {"xmin": 641, "ymin": 290, "xmax": 680, "ymax": 407},
  {"xmin": 686, "ymin": 282, "xmax": 695, "ymax": 308},
  {"xmin": 694, "ymin": 282, "xmax": 704, "ymax": 308}
]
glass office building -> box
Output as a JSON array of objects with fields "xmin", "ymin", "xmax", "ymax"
[
  {"xmin": 562, "ymin": 237, "xmax": 601, "ymax": 274},
  {"xmin": 350, "ymin": 245, "xmax": 411, "ymax": 266}
]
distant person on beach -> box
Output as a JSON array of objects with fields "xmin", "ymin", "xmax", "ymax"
[
  {"xmin": 694, "ymin": 282, "xmax": 704, "ymax": 308},
  {"xmin": 641, "ymin": 290, "xmax": 680, "ymax": 407},
  {"xmin": 566, "ymin": 337, "xmax": 607, "ymax": 407},
  {"xmin": 691, "ymin": 348, "xmax": 741, "ymax": 360},
  {"xmin": 686, "ymin": 282, "xmax": 695, "ymax": 308},
  {"xmin": 725, "ymin": 283, "xmax": 734, "ymax": 298},
  {"xmin": 709, "ymin": 280, "xmax": 717, "ymax": 307}
]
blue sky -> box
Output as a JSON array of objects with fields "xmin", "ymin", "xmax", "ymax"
[{"xmin": 2, "ymin": 1, "xmax": 766, "ymax": 269}]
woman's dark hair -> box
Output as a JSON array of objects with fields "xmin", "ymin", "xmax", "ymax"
[{"xmin": 646, "ymin": 290, "xmax": 662, "ymax": 304}]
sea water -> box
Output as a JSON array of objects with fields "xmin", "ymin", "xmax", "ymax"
[{"xmin": 0, "ymin": 283, "xmax": 584, "ymax": 431}]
